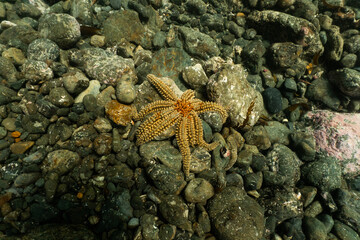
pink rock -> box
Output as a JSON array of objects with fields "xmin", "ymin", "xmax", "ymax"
[{"xmin": 305, "ymin": 110, "xmax": 360, "ymax": 178}]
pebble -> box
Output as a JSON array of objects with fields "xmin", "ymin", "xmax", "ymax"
[
  {"xmin": 74, "ymin": 80, "xmax": 101, "ymax": 103},
  {"xmin": 329, "ymin": 68, "xmax": 360, "ymax": 98},
  {"xmin": 184, "ymin": 178, "xmax": 214, "ymax": 203},
  {"xmin": 48, "ymin": 87, "xmax": 74, "ymax": 107},
  {"xmin": 62, "ymin": 71, "xmax": 90, "ymax": 95},
  {"xmin": 42, "ymin": 150, "xmax": 81, "ymax": 176},
  {"xmin": 2, "ymin": 47, "xmax": 25, "ymax": 65},
  {"xmin": 116, "ymin": 80, "xmax": 136, "ymax": 104},
  {"xmin": 14, "ymin": 172, "xmax": 40, "ymax": 187},
  {"xmin": 182, "ymin": 63, "xmax": 208, "ymax": 91},
  {"xmin": 27, "ymin": 38, "xmax": 60, "ymax": 61},
  {"xmin": 21, "ymin": 59, "xmax": 54, "ymax": 84},
  {"xmin": 262, "ymin": 87, "xmax": 283, "ymax": 114},
  {"xmin": 105, "ymin": 100, "xmax": 137, "ymax": 126},
  {"xmin": 38, "ymin": 13, "xmax": 81, "ymax": 49},
  {"xmin": 2, "ymin": 117, "xmax": 17, "ymax": 131},
  {"xmin": 10, "ymin": 141, "xmax": 34, "ymax": 154},
  {"xmin": 159, "ymin": 195, "xmax": 192, "ymax": 231}
]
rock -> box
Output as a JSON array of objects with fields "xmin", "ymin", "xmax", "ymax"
[
  {"xmin": 10, "ymin": 141, "xmax": 35, "ymax": 154},
  {"xmin": 208, "ymin": 186, "xmax": 265, "ymax": 240},
  {"xmin": 243, "ymin": 125, "xmax": 271, "ymax": 150},
  {"xmin": 147, "ymin": 164, "xmax": 186, "ymax": 195},
  {"xmin": 70, "ymin": 48, "xmax": 136, "ymax": 86},
  {"xmin": 62, "ymin": 71, "xmax": 90, "ymax": 95},
  {"xmin": 0, "ymin": 25, "xmax": 40, "ymax": 46},
  {"xmin": 303, "ymin": 216, "xmax": 327, "ymax": 240},
  {"xmin": 242, "ymin": 40, "xmax": 266, "ymax": 74},
  {"xmin": 116, "ymin": 80, "xmax": 136, "ymax": 104},
  {"xmin": 185, "ymin": 0, "xmax": 207, "ymax": 14},
  {"xmin": 21, "ymin": 113, "xmax": 50, "ymax": 133},
  {"xmin": 262, "ymin": 87, "xmax": 283, "ymax": 114},
  {"xmin": 94, "ymin": 133, "xmax": 112, "ymax": 155},
  {"xmin": 30, "ymin": 203, "xmax": 59, "ymax": 223},
  {"xmin": 93, "ymin": 117, "xmax": 112, "ymax": 133},
  {"xmin": 207, "ymin": 64, "xmax": 264, "ymax": 128},
  {"xmin": 182, "ymin": 63, "xmax": 208, "ymax": 91},
  {"xmin": 2, "ymin": 118, "xmax": 16, "ymax": 131},
  {"xmin": 333, "ymin": 220, "xmax": 360, "ymax": 240},
  {"xmin": 302, "ymin": 154, "xmax": 341, "ymax": 192},
  {"xmin": 27, "ymin": 38, "xmax": 60, "ymax": 61},
  {"xmin": 159, "ymin": 195, "xmax": 192, "ymax": 231},
  {"xmin": 21, "ymin": 59, "xmax": 54, "ymax": 84},
  {"xmin": 38, "ymin": 13, "xmax": 81, "ymax": 49},
  {"xmin": 178, "ymin": 26, "xmax": 220, "ymax": 60},
  {"xmin": 48, "ymin": 87, "xmax": 74, "ymax": 107},
  {"xmin": 105, "ymin": 100, "xmax": 137, "ymax": 126},
  {"xmin": 0, "ymin": 57, "xmax": 17, "ymax": 83},
  {"xmin": 2, "ymin": 47, "xmax": 25, "ymax": 66},
  {"xmin": 74, "ymin": 80, "xmax": 100, "ymax": 103},
  {"xmin": 42, "ymin": 150, "xmax": 81, "ymax": 176},
  {"xmin": 306, "ymin": 76, "xmax": 341, "ymax": 110},
  {"xmin": 305, "ymin": 110, "xmax": 360, "ymax": 178},
  {"xmin": 329, "ymin": 68, "xmax": 360, "ymax": 98},
  {"xmin": 263, "ymin": 144, "xmax": 302, "ymax": 186},
  {"xmin": 70, "ymin": 0, "xmax": 92, "ymax": 25},
  {"xmin": 14, "ymin": 172, "xmax": 40, "ymax": 187},
  {"xmin": 184, "ymin": 178, "xmax": 214, "ymax": 203},
  {"xmin": 103, "ymin": 10, "xmax": 151, "ymax": 49},
  {"xmin": 263, "ymin": 121, "xmax": 291, "ymax": 145},
  {"xmin": 269, "ymin": 42, "xmax": 303, "ymax": 69},
  {"xmin": 247, "ymin": 10, "xmax": 323, "ymax": 60},
  {"xmin": 140, "ymin": 214, "xmax": 160, "ymax": 239}
]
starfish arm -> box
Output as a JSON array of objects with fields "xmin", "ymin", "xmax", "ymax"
[
  {"xmin": 135, "ymin": 100, "xmax": 174, "ymax": 120},
  {"xmin": 147, "ymin": 74, "xmax": 178, "ymax": 101},
  {"xmin": 194, "ymin": 101, "xmax": 228, "ymax": 123},
  {"xmin": 187, "ymin": 113, "xmax": 197, "ymax": 147},
  {"xmin": 192, "ymin": 112, "xmax": 218, "ymax": 151},
  {"xmin": 181, "ymin": 89, "xmax": 195, "ymax": 101},
  {"xmin": 176, "ymin": 117, "xmax": 191, "ymax": 176},
  {"xmin": 136, "ymin": 109, "xmax": 180, "ymax": 145}
]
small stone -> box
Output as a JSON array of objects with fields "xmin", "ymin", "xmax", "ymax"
[
  {"xmin": 90, "ymin": 35, "xmax": 105, "ymax": 47},
  {"xmin": 74, "ymin": 80, "xmax": 101, "ymax": 103},
  {"xmin": 14, "ymin": 172, "xmax": 40, "ymax": 187},
  {"xmin": 42, "ymin": 150, "xmax": 81, "ymax": 176},
  {"xmin": 94, "ymin": 133, "xmax": 112, "ymax": 155},
  {"xmin": 21, "ymin": 59, "xmax": 54, "ymax": 84},
  {"xmin": 62, "ymin": 71, "xmax": 90, "ymax": 95},
  {"xmin": 159, "ymin": 195, "xmax": 192, "ymax": 231},
  {"xmin": 38, "ymin": 13, "xmax": 81, "ymax": 49},
  {"xmin": 94, "ymin": 117, "xmax": 112, "ymax": 133},
  {"xmin": 27, "ymin": 38, "xmax": 60, "ymax": 61},
  {"xmin": 243, "ymin": 125, "xmax": 271, "ymax": 150},
  {"xmin": 2, "ymin": 118, "xmax": 16, "ymax": 131},
  {"xmin": 105, "ymin": 100, "xmax": 137, "ymax": 126},
  {"xmin": 262, "ymin": 87, "xmax": 283, "ymax": 114},
  {"xmin": 184, "ymin": 178, "xmax": 214, "ymax": 203},
  {"xmin": 49, "ymin": 87, "xmax": 74, "ymax": 107},
  {"xmin": 10, "ymin": 141, "xmax": 34, "ymax": 154},
  {"xmin": 2, "ymin": 47, "xmax": 25, "ymax": 65},
  {"xmin": 182, "ymin": 63, "xmax": 208, "ymax": 91},
  {"xmin": 116, "ymin": 81, "xmax": 136, "ymax": 104}
]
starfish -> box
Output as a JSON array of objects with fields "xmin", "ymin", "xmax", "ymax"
[{"xmin": 135, "ymin": 74, "xmax": 228, "ymax": 176}]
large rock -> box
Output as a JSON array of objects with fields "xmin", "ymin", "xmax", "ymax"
[
  {"xmin": 207, "ymin": 64, "xmax": 265, "ymax": 128},
  {"xmin": 208, "ymin": 186, "xmax": 265, "ymax": 240}
]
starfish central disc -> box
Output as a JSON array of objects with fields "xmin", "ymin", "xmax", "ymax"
[{"xmin": 174, "ymin": 99, "xmax": 193, "ymax": 117}]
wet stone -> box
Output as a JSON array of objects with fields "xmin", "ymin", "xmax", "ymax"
[
  {"xmin": 10, "ymin": 141, "xmax": 34, "ymax": 154},
  {"xmin": 14, "ymin": 172, "xmax": 40, "ymax": 187},
  {"xmin": 21, "ymin": 60, "xmax": 54, "ymax": 84},
  {"xmin": 21, "ymin": 113, "xmax": 50, "ymax": 134},
  {"xmin": 62, "ymin": 71, "xmax": 90, "ymax": 95},
  {"xmin": 0, "ymin": 56, "xmax": 17, "ymax": 83},
  {"xmin": 0, "ymin": 127, "xmax": 6, "ymax": 139},
  {"xmin": 38, "ymin": 13, "xmax": 81, "ymax": 49},
  {"xmin": 263, "ymin": 121, "xmax": 291, "ymax": 145},
  {"xmin": 242, "ymin": 40, "xmax": 266, "ymax": 74},
  {"xmin": 263, "ymin": 144, "xmax": 302, "ymax": 187},
  {"xmin": 41, "ymin": 150, "xmax": 81, "ymax": 176},
  {"xmin": 147, "ymin": 164, "xmax": 186, "ymax": 195},
  {"xmin": 2, "ymin": 47, "xmax": 25, "ymax": 66},
  {"xmin": 333, "ymin": 220, "xmax": 360, "ymax": 240},
  {"xmin": 184, "ymin": 178, "xmax": 214, "ymax": 203},
  {"xmin": 159, "ymin": 195, "xmax": 192, "ymax": 232},
  {"xmin": 182, "ymin": 63, "xmax": 208, "ymax": 91},
  {"xmin": 48, "ymin": 87, "xmax": 74, "ymax": 107},
  {"xmin": 303, "ymin": 216, "xmax": 327, "ymax": 240},
  {"xmin": 116, "ymin": 81, "xmax": 136, "ymax": 104},
  {"xmin": 93, "ymin": 117, "xmax": 112, "ymax": 133},
  {"xmin": 329, "ymin": 68, "xmax": 360, "ymax": 98},
  {"xmin": 306, "ymin": 76, "xmax": 341, "ymax": 110},
  {"xmin": 208, "ymin": 186, "xmax": 265, "ymax": 240},
  {"xmin": 140, "ymin": 214, "xmax": 159, "ymax": 239},
  {"xmin": 0, "ymin": 85, "xmax": 17, "ymax": 105},
  {"xmin": 243, "ymin": 125, "xmax": 271, "ymax": 150},
  {"xmin": 0, "ymin": 25, "xmax": 40, "ymax": 46},
  {"xmin": 2, "ymin": 118, "xmax": 16, "ymax": 131},
  {"xmin": 30, "ymin": 203, "xmax": 59, "ymax": 223},
  {"xmin": 27, "ymin": 38, "xmax": 60, "ymax": 61},
  {"xmin": 178, "ymin": 26, "xmax": 220, "ymax": 60},
  {"xmin": 23, "ymin": 150, "xmax": 46, "ymax": 165},
  {"xmin": 302, "ymin": 154, "xmax": 341, "ymax": 192},
  {"xmin": 262, "ymin": 87, "xmax": 283, "ymax": 114},
  {"xmin": 105, "ymin": 163, "xmax": 134, "ymax": 188},
  {"xmin": 94, "ymin": 133, "xmax": 112, "ymax": 155},
  {"xmin": 105, "ymin": 100, "xmax": 136, "ymax": 126}
]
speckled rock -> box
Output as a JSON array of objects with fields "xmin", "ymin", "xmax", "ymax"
[
  {"xmin": 70, "ymin": 0, "xmax": 92, "ymax": 25},
  {"xmin": 329, "ymin": 68, "xmax": 360, "ymax": 98},
  {"xmin": 103, "ymin": 10, "xmax": 152, "ymax": 49},
  {"xmin": 178, "ymin": 26, "xmax": 220, "ymax": 60},
  {"xmin": 27, "ymin": 38, "xmax": 60, "ymax": 61},
  {"xmin": 41, "ymin": 150, "xmax": 81, "ymax": 176},
  {"xmin": 306, "ymin": 76, "xmax": 341, "ymax": 110},
  {"xmin": 159, "ymin": 194, "xmax": 192, "ymax": 231},
  {"xmin": 38, "ymin": 13, "xmax": 81, "ymax": 49},
  {"xmin": 105, "ymin": 100, "xmax": 137, "ymax": 126},
  {"xmin": 48, "ymin": 87, "xmax": 74, "ymax": 107},
  {"xmin": 94, "ymin": 133, "xmax": 112, "ymax": 155},
  {"xmin": 208, "ymin": 186, "xmax": 265, "ymax": 240},
  {"xmin": 70, "ymin": 48, "xmax": 136, "ymax": 86},
  {"xmin": 74, "ymin": 80, "xmax": 100, "ymax": 103},
  {"xmin": 247, "ymin": 10, "xmax": 323, "ymax": 60},
  {"xmin": 182, "ymin": 63, "xmax": 208, "ymax": 91},
  {"xmin": 263, "ymin": 144, "xmax": 302, "ymax": 187},
  {"xmin": 184, "ymin": 178, "xmax": 214, "ymax": 203},
  {"xmin": 302, "ymin": 154, "xmax": 341, "ymax": 192},
  {"xmin": 2, "ymin": 47, "xmax": 25, "ymax": 66},
  {"xmin": 0, "ymin": 56, "xmax": 17, "ymax": 83},
  {"xmin": 305, "ymin": 110, "xmax": 360, "ymax": 178},
  {"xmin": 21, "ymin": 59, "xmax": 54, "ymax": 84},
  {"xmin": 207, "ymin": 64, "xmax": 264, "ymax": 128},
  {"xmin": 21, "ymin": 113, "xmax": 50, "ymax": 133},
  {"xmin": 94, "ymin": 117, "xmax": 112, "ymax": 133}
]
